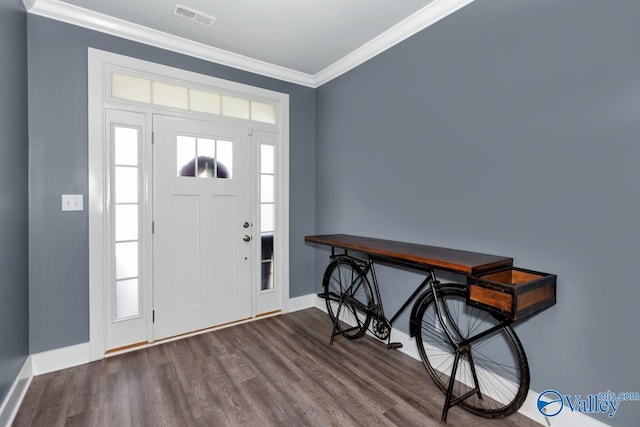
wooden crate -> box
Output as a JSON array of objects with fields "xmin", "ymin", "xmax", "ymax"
[{"xmin": 467, "ymin": 267, "xmax": 556, "ymax": 321}]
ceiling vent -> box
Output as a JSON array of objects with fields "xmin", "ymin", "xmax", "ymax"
[{"xmin": 173, "ymin": 4, "xmax": 216, "ymax": 27}]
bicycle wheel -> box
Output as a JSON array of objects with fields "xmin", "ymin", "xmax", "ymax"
[
  {"xmin": 322, "ymin": 258, "xmax": 373, "ymax": 339},
  {"xmin": 411, "ymin": 283, "xmax": 529, "ymax": 418}
]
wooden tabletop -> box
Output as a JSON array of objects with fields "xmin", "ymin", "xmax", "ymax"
[{"xmin": 305, "ymin": 234, "xmax": 513, "ymax": 275}]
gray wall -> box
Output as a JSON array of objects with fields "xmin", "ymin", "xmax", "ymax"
[
  {"xmin": 27, "ymin": 15, "xmax": 316, "ymax": 353},
  {"xmin": 315, "ymin": 0, "xmax": 640, "ymax": 425},
  {"xmin": 0, "ymin": 0, "xmax": 29, "ymax": 404}
]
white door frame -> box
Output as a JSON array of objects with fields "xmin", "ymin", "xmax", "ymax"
[{"xmin": 88, "ymin": 49, "xmax": 290, "ymax": 361}]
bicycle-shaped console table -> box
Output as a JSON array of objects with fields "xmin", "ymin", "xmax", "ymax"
[{"xmin": 306, "ymin": 234, "xmax": 556, "ymax": 423}]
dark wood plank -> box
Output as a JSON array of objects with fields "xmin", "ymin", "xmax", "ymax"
[
  {"xmin": 305, "ymin": 234, "xmax": 513, "ymax": 274},
  {"xmin": 13, "ymin": 309, "xmax": 539, "ymax": 427}
]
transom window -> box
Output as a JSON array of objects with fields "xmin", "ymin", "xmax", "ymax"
[{"xmin": 111, "ymin": 72, "xmax": 277, "ymax": 124}]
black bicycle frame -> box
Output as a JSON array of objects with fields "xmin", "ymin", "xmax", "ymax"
[
  {"xmin": 327, "ymin": 250, "xmax": 513, "ymax": 423},
  {"xmin": 331, "ymin": 251, "xmax": 435, "ymax": 332}
]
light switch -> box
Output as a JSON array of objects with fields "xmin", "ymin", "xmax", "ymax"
[{"xmin": 62, "ymin": 194, "xmax": 83, "ymax": 211}]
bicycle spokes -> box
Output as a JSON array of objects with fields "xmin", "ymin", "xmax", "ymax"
[
  {"xmin": 321, "ymin": 259, "xmax": 373, "ymax": 341},
  {"xmin": 414, "ymin": 285, "xmax": 529, "ymax": 420}
]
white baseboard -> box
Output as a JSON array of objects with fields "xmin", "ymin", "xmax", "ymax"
[
  {"xmin": 313, "ymin": 294, "xmax": 326, "ymax": 310},
  {"xmin": 31, "ymin": 342, "xmax": 90, "ymax": 375},
  {"xmin": 288, "ymin": 294, "xmax": 318, "ymax": 312},
  {"xmin": 0, "ymin": 356, "xmax": 33, "ymax": 427},
  {"xmin": 309, "ymin": 293, "xmax": 610, "ymax": 427}
]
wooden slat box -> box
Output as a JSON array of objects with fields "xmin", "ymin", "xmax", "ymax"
[{"xmin": 467, "ymin": 267, "xmax": 556, "ymax": 321}]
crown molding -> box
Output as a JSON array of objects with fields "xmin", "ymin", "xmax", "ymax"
[
  {"xmin": 25, "ymin": 0, "xmax": 316, "ymax": 87},
  {"xmin": 313, "ymin": 0, "xmax": 475, "ymax": 86},
  {"xmin": 21, "ymin": 0, "xmax": 37, "ymax": 10},
  {"xmin": 25, "ymin": 0, "xmax": 474, "ymax": 88}
]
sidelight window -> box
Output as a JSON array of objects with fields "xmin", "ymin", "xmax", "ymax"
[
  {"xmin": 112, "ymin": 125, "xmax": 142, "ymax": 320},
  {"xmin": 260, "ymin": 144, "xmax": 275, "ymax": 290}
]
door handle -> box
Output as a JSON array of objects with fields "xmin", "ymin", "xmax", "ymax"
[{"xmin": 243, "ymin": 235, "xmax": 252, "ymax": 242}]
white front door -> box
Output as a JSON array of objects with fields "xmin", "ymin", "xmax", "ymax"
[{"xmin": 153, "ymin": 115, "xmax": 253, "ymax": 340}]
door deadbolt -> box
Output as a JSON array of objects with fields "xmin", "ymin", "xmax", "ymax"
[
  {"xmin": 243, "ymin": 235, "xmax": 252, "ymax": 242},
  {"xmin": 243, "ymin": 221, "xmax": 251, "ymax": 229}
]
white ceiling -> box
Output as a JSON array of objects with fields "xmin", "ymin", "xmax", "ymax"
[{"xmin": 24, "ymin": 0, "xmax": 474, "ymax": 87}]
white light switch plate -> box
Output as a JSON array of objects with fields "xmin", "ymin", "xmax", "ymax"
[{"xmin": 62, "ymin": 194, "xmax": 83, "ymax": 211}]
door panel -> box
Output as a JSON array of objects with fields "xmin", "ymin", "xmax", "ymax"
[
  {"xmin": 153, "ymin": 115, "xmax": 253, "ymax": 340},
  {"xmin": 212, "ymin": 195, "xmax": 238, "ymax": 301},
  {"xmin": 172, "ymin": 195, "xmax": 200, "ymax": 309}
]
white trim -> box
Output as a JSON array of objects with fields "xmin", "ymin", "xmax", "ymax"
[
  {"xmin": 89, "ymin": 49, "xmax": 290, "ymax": 359},
  {"xmin": 0, "ymin": 357, "xmax": 33, "ymax": 427},
  {"xmin": 31, "ymin": 343, "xmax": 91, "ymax": 375},
  {"xmin": 26, "ymin": 0, "xmax": 474, "ymax": 88},
  {"xmin": 20, "ymin": 0, "xmax": 36, "ymax": 11},
  {"xmin": 88, "ymin": 49, "xmax": 106, "ymax": 361},
  {"xmin": 288, "ymin": 294, "xmax": 318, "ymax": 312},
  {"xmin": 275, "ymin": 118, "xmax": 290, "ymax": 313},
  {"xmin": 27, "ymin": 0, "xmax": 315, "ymax": 87},
  {"xmin": 310, "ymin": 293, "xmax": 609, "ymax": 427},
  {"xmin": 313, "ymin": 0, "xmax": 475, "ymax": 86}
]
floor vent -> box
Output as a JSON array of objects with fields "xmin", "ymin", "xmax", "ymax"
[{"xmin": 173, "ymin": 4, "xmax": 216, "ymax": 27}]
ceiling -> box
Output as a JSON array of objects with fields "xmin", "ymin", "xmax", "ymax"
[{"xmin": 24, "ymin": 0, "xmax": 474, "ymax": 87}]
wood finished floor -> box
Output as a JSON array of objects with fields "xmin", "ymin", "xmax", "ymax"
[{"xmin": 14, "ymin": 308, "xmax": 540, "ymax": 426}]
